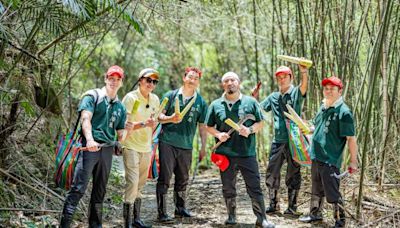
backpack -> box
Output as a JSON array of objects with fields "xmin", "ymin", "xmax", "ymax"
[{"xmin": 54, "ymin": 89, "xmax": 100, "ymax": 190}]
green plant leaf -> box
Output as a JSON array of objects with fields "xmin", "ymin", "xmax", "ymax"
[{"xmin": 20, "ymin": 101, "xmax": 36, "ymax": 117}]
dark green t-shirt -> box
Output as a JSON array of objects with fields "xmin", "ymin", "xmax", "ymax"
[
  {"xmin": 205, "ymin": 94, "xmax": 263, "ymax": 157},
  {"xmin": 260, "ymin": 86, "xmax": 305, "ymax": 143},
  {"xmin": 310, "ymin": 100, "xmax": 355, "ymax": 168},
  {"xmin": 159, "ymin": 90, "xmax": 208, "ymax": 150},
  {"xmin": 78, "ymin": 88, "xmax": 126, "ymax": 144}
]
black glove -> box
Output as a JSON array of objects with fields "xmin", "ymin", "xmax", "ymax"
[{"xmin": 114, "ymin": 141, "xmax": 123, "ymax": 156}]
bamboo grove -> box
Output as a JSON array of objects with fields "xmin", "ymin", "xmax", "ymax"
[{"xmin": 0, "ymin": 0, "xmax": 399, "ymax": 225}]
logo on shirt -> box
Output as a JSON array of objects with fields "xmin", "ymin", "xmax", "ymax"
[
  {"xmin": 109, "ymin": 109, "xmax": 121, "ymax": 129},
  {"xmin": 323, "ymin": 113, "xmax": 338, "ymax": 134}
]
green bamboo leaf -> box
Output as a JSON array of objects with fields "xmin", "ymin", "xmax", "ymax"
[
  {"xmin": 60, "ymin": 0, "xmax": 97, "ymax": 19},
  {"xmin": 114, "ymin": 6, "xmax": 144, "ymax": 35},
  {"xmin": 20, "ymin": 101, "xmax": 36, "ymax": 117}
]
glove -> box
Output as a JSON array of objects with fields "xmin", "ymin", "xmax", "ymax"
[{"xmin": 114, "ymin": 141, "xmax": 123, "ymax": 156}]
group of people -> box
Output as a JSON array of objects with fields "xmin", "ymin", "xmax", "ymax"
[{"xmin": 58, "ymin": 63, "xmax": 358, "ymax": 228}]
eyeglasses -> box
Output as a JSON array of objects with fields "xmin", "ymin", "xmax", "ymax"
[{"xmin": 145, "ymin": 77, "xmax": 158, "ymax": 85}]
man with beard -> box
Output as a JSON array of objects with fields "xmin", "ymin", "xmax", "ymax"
[
  {"xmin": 60, "ymin": 65, "xmax": 127, "ymax": 228},
  {"xmin": 205, "ymin": 72, "xmax": 275, "ymax": 228},
  {"xmin": 299, "ymin": 76, "xmax": 358, "ymax": 228},
  {"xmin": 156, "ymin": 67, "xmax": 208, "ymax": 223},
  {"xmin": 260, "ymin": 65, "xmax": 308, "ymax": 216}
]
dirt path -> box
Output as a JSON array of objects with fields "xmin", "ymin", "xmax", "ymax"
[
  {"xmin": 99, "ymin": 158, "xmax": 335, "ymax": 228},
  {"xmin": 1, "ymin": 159, "xmax": 394, "ymax": 227}
]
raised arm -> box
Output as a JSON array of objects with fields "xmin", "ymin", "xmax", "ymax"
[{"xmin": 299, "ymin": 64, "xmax": 309, "ymax": 96}]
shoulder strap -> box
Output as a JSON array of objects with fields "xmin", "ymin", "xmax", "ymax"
[{"xmin": 72, "ymin": 89, "xmax": 100, "ymax": 136}]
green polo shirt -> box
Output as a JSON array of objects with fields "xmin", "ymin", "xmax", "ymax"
[
  {"xmin": 205, "ymin": 94, "xmax": 263, "ymax": 157},
  {"xmin": 159, "ymin": 89, "xmax": 208, "ymax": 150},
  {"xmin": 260, "ymin": 85, "xmax": 305, "ymax": 143},
  {"xmin": 78, "ymin": 88, "xmax": 126, "ymax": 144},
  {"xmin": 310, "ymin": 98, "xmax": 355, "ymax": 169}
]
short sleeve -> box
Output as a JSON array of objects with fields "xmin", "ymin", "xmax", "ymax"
[
  {"xmin": 204, "ymin": 103, "xmax": 216, "ymax": 127},
  {"xmin": 122, "ymin": 94, "xmax": 137, "ymax": 114},
  {"xmin": 198, "ymin": 98, "xmax": 208, "ymax": 124},
  {"xmin": 253, "ymin": 101, "xmax": 264, "ymax": 122},
  {"xmin": 78, "ymin": 95, "xmax": 95, "ymax": 113},
  {"xmin": 260, "ymin": 95, "xmax": 272, "ymax": 112},
  {"xmin": 339, "ymin": 112, "xmax": 355, "ymax": 137},
  {"xmin": 116, "ymin": 106, "xmax": 127, "ymax": 130}
]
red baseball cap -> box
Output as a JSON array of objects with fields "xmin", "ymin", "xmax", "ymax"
[
  {"xmin": 106, "ymin": 65, "xmax": 124, "ymax": 79},
  {"xmin": 211, "ymin": 153, "xmax": 229, "ymax": 171},
  {"xmin": 275, "ymin": 66, "xmax": 292, "ymax": 77},
  {"xmin": 321, "ymin": 76, "xmax": 343, "ymax": 89}
]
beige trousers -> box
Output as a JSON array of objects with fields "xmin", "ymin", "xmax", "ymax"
[{"xmin": 123, "ymin": 148, "xmax": 151, "ymax": 203}]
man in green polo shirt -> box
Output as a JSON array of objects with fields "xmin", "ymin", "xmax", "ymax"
[
  {"xmin": 299, "ymin": 76, "xmax": 358, "ymax": 228},
  {"xmin": 205, "ymin": 72, "xmax": 275, "ymax": 228},
  {"xmin": 260, "ymin": 65, "xmax": 308, "ymax": 215},
  {"xmin": 60, "ymin": 65, "xmax": 127, "ymax": 228},
  {"xmin": 156, "ymin": 67, "xmax": 208, "ymax": 223}
]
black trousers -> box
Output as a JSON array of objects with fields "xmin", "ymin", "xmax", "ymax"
[
  {"xmin": 220, "ymin": 156, "xmax": 264, "ymax": 201},
  {"xmin": 311, "ymin": 160, "xmax": 342, "ymax": 203},
  {"xmin": 265, "ymin": 142, "xmax": 301, "ymax": 190},
  {"xmin": 156, "ymin": 141, "xmax": 192, "ymax": 194},
  {"xmin": 63, "ymin": 146, "xmax": 114, "ymax": 211}
]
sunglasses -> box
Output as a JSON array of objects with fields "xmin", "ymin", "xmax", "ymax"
[{"xmin": 145, "ymin": 77, "xmax": 159, "ymax": 85}]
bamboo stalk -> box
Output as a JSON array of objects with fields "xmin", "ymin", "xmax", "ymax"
[{"xmin": 357, "ymin": 0, "xmax": 394, "ymax": 218}]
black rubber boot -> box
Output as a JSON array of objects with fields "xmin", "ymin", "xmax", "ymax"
[
  {"xmin": 133, "ymin": 198, "xmax": 151, "ymax": 228},
  {"xmin": 333, "ymin": 199, "xmax": 346, "ymax": 228},
  {"xmin": 284, "ymin": 189, "xmax": 301, "ymax": 216},
  {"xmin": 60, "ymin": 203, "xmax": 75, "ymax": 228},
  {"xmin": 60, "ymin": 213, "xmax": 73, "ymax": 228},
  {"xmin": 252, "ymin": 198, "xmax": 275, "ymax": 228},
  {"xmin": 265, "ymin": 189, "xmax": 279, "ymax": 214},
  {"xmin": 156, "ymin": 193, "xmax": 174, "ymax": 223},
  {"xmin": 59, "ymin": 196, "xmax": 80, "ymax": 228},
  {"xmin": 123, "ymin": 203, "xmax": 133, "ymax": 228},
  {"xmin": 174, "ymin": 191, "xmax": 192, "ymax": 218},
  {"xmin": 224, "ymin": 198, "xmax": 237, "ymax": 225},
  {"xmin": 299, "ymin": 195, "xmax": 324, "ymax": 223},
  {"xmin": 88, "ymin": 203, "xmax": 103, "ymax": 228}
]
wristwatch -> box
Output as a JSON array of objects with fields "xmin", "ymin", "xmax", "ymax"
[
  {"xmin": 140, "ymin": 121, "xmax": 145, "ymax": 128},
  {"xmin": 249, "ymin": 126, "xmax": 254, "ymax": 134}
]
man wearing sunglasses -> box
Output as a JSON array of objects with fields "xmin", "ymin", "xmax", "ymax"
[
  {"xmin": 260, "ymin": 64, "xmax": 308, "ymax": 216},
  {"xmin": 121, "ymin": 68, "xmax": 160, "ymax": 228},
  {"xmin": 156, "ymin": 67, "xmax": 208, "ymax": 223}
]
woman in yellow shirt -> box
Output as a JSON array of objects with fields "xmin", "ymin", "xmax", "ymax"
[{"xmin": 121, "ymin": 68, "xmax": 160, "ymax": 228}]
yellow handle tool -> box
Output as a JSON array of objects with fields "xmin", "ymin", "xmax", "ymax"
[
  {"xmin": 284, "ymin": 104, "xmax": 311, "ymax": 134},
  {"xmin": 154, "ymin": 97, "xmax": 169, "ymax": 119},
  {"xmin": 131, "ymin": 99, "xmax": 141, "ymax": 114},
  {"xmin": 122, "ymin": 100, "xmax": 141, "ymax": 141},
  {"xmin": 174, "ymin": 97, "xmax": 180, "ymax": 116},
  {"xmin": 179, "ymin": 97, "xmax": 196, "ymax": 119},
  {"xmin": 224, "ymin": 118, "xmax": 241, "ymax": 132},
  {"xmin": 277, "ymin": 55, "xmax": 313, "ymax": 69}
]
